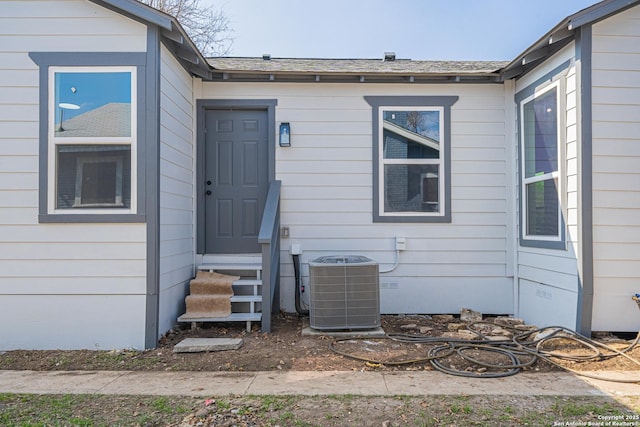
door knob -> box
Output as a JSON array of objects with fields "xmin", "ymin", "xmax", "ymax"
[{"xmin": 206, "ymin": 190, "xmax": 212, "ymax": 196}]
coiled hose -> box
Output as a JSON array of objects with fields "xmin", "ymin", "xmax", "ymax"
[{"xmin": 330, "ymin": 303, "xmax": 640, "ymax": 382}]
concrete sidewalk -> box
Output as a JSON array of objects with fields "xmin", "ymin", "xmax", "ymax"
[{"xmin": 1, "ymin": 370, "xmax": 639, "ymax": 398}]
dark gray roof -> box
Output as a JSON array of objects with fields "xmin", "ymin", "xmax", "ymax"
[
  {"xmin": 209, "ymin": 58, "xmax": 508, "ymax": 75},
  {"xmin": 206, "ymin": 57, "xmax": 508, "ymax": 84}
]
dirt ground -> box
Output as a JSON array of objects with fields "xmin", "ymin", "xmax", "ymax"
[
  {"xmin": 3, "ymin": 313, "xmax": 640, "ymax": 426},
  {"xmin": 2, "ymin": 313, "xmax": 639, "ymax": 374}
]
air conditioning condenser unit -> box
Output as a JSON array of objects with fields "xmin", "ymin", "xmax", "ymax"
[{"xmin": 309, "ymin": 255, "xmax": 380, "ymax": 330}]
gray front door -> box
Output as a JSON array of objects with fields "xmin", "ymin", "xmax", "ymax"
[{"xmin": 204, "ymin": 109, "xmax": 269, "ymax": 253}]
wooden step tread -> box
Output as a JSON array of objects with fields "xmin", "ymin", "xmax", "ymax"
[{"xmin": 178, "ymin": 312, "xmax": 262, "ymax": 322}]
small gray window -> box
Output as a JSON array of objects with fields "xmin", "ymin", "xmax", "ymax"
[{"xmin": 365, "ymin": 96, "xmax": 458, "ymax": 223}]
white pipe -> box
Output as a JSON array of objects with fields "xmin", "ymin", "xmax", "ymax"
[{"xmin": 379, "ymin": 250, "xmax": 400, "ymax": 274}]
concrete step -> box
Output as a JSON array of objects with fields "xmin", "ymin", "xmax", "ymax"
[{"xmin": 173, "ymin": 338, "xmax": 244, "ymax": 353}]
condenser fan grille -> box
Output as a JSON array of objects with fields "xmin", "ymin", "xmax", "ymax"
[{"xmin": 309, "ymin": 256, "xmax": 380, "ymax": 330}]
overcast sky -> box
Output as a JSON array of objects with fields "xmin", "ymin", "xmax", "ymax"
[{"xmin": 214, "ymin": 0, "xmax": 599, "ymax": 60}]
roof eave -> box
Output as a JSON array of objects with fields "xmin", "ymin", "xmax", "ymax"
[
  {"xmin": 501, "ymin": 0, "xmax": 640, "ymax": 80},
  {"xmin": 90, "ymin": 0, "xmax": 211, "ymax": 79},
  {"xmin": 209, "ymin": 70, "xmax": 503, "ymax": 84},
  {"xmin": 91, "ymin": 0, "xmax": 173, "ymax": 30}
]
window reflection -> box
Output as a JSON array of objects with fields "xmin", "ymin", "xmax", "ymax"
[
  {"xmin": 523, "ymin": 88, "xmax": 557, "ymax": 178},
  {"xmin": 384, "ymin": 164, "xmax": 439, "ymax": 213},
  {"xmin": 381, "ymin": 109, "xmax": 442, "ymax": 215},
  {"xmin": 383, "ymin": 110, "xmax": 440, "ymax": 159},
  {"xmin": 54, "ymin": 72, "xmax": 132, "ymax": 137},
  {"xmin": 520, "ymin": 84, "xmax": 561, "ymax": 240},
  {"xmin": 56, "ymin": 145, "xmax": 131, "ymax": 209}
]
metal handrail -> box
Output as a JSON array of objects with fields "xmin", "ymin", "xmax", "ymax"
[{"xmin": 257, "ymin": 180, "xmax": 281, "ymax": 332}]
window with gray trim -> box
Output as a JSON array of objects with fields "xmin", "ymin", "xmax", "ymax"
[
  {"xmin": 28, "ymin": 52, "xmax": 147, "ymax": 223},
  {"xmin": 515, "ymin": 77, "xmax": 566, "ymax": 249},
  {"xmin": 365, "ymin": 96, "xmax": 458, "ymax": 223},
  {"xmin": 51, "ymin": 69, "xmax": 135, "ymax": 212}
]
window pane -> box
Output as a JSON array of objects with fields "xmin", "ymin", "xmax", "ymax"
[
  {"xmin": 384, "ymin": 164, "xmax": 439, "ymax": 213},
  {"xmin": 56, "ymin": 145, "xmax": 131, "ymax": 209},
  {"xmin": 523, "ymin": 88, "xmax": 557, "ymax": 178},
  {"xmin": 54, "ymin": 72, "xmax": 132, "ymax": 138},
  {"xmin": 383, "ymin": 110, "xmax": 440, "ymax": 159},
  {"xmin": 526, "ymin": 179, "xmax": 559, "ymax": 236}
]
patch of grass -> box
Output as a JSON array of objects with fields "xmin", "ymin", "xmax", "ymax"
[
  {"xmin": 553, "ymin": 398, "xmax": 618, "ymax": 417},
  {"xmin": 327, "ymin": 393, "xmax": 354, "ymax": 402},
  {"xmin": 259, "ymin": 395, "xmax": 287, "ymax": 411},
  {"xmin": 216, "ymin": 399, "xmax": 232, "ymax": 410},
  {"xmin": 1, "ymin": 394, "xmax": 636, "ymax": 426},
  {"xmin": 0, "ymin": 394, "xmax": 198, "ymax": 427},
  {"xmin": 279, "ymin": 410, "xmax": 295, "ymax": 422},
  {"xmin": 152, "ymin": 396, "xmax": 190, "ymax": 415}
]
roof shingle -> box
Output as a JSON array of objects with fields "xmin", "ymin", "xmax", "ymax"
[{"xmin": 208, "ymin": 57, "xmax": 509, "ymax": 75}]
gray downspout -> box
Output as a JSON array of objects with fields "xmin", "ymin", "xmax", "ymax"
[
  {"xmin": 575, "ymin": 25, "xmax": 594, "ymax": 337},
  {"xmin": 144, "ymin": 24, "xmax": 162, "ymax": 349}
]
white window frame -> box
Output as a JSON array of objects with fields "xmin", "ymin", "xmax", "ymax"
[
  {"xmin": 47, "ymin": 66, "xmax": 137, "ymax": 214},
  {"xmin": 378, "ymin": 106, "xmax": 445, "ymax": 218},
  {"xmin": 519, "ymin": 82, "xmax": 561, "ymax": 242}
]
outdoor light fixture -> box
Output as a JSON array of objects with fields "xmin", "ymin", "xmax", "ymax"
[{"xmin": 279, "ymin": 122, "xmax": 291, "ymax": 147}]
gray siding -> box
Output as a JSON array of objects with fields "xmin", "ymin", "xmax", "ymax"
[
  {"xmin": 158, "ymin": 45, "xmax": 195, "ymax": 336},
  {"xmin": 591, "ymin": 5, "xmax": 640, "ymax": 332}
]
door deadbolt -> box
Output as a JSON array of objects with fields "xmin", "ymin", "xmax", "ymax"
[{"xmin": 206, "ymin": 180, "xmax": 212, "ymax": 185}]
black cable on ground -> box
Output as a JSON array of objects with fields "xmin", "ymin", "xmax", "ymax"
[
  {"xmin": 329, "ymin": 322, "xmax": 640, "ymax": 382},
  {"xmin": 429, "ymin": 344, "xmax": 521, "ymax": 378}
]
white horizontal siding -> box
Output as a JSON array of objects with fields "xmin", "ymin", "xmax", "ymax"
[
  {"xmin": 0, "ymin": 295, "xmax": 146, "ymax": 350},
  {"xmin": 0, "ymin": 241, "xmax": 146, "ymax": 260},
  {"xmin": 0, "ymin": 277, "xmax": 145, "ymax": 295},
  {"xmin": 0, "ymin": 223, "xmax": 145, "ymax": 241},
  {"xmin": 0, "ymin": 190, "xmax": 37, "ymax": 207},
  {"xmin": 158, "ymin": 45, "xmax": 195, "ymax": 336},
  {"xmin": 591, "ymin": 5, "xmax": 640, "ymax": 332},
  {"xmin": 201, "ymin": 82, "xmax": 511, "ymax": 315},
  {"xmin": 514, "ymin": 45, "xmax": 580, "ymax": 330},
  {"xmin": 378, "ymin": 278, "xmax": 512, "ymax": 315},
  {"xmin": 0, "ymin": 1, "xmax": 146, "ymax": 51},
  {"xmin": 0, "ymin": 259, "xmax": 145, "ymax": 277},
  {"xmin": 0, "ymin": 0, "xmax": 148, "ymax": 350},
  {"xmin": 286, "ymin": 225, "xmax": 508, "ymax": 240},
  {"xmin": 518, "ymin": 279, "xmax": 578, "ymax": 330}
]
